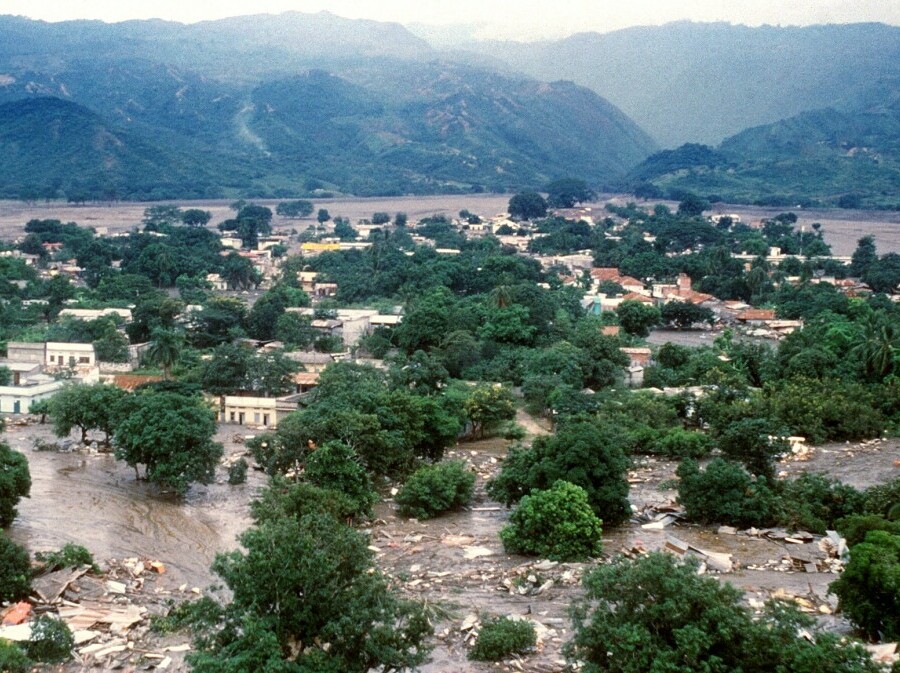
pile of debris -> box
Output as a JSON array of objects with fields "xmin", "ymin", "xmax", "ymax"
[
  {"xmin": 0, "ymin": 557, "xmax": 194, "ymax": 670},
  {"xmin": 662, "ymin": 535, "xmax": 735, "ymax": 573},
  {"xmin": 743, "ymin": 530, "xmax": 848, "ymax": 575},
  {"xmin": 633, "ymin": 502, "xmax": 683, "ymax": 529}
]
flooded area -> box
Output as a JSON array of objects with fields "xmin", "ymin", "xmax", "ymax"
[
  {"xmin": 3, "ymin": 414, "xmax": 898, "ymax": 671},
  {"xmin": 0, "ymin": 197, "xmax": 897, "ymax": 257},
  {"xmin": 5, "ymin": 422, "xmax": 261, "ymax": 589}
]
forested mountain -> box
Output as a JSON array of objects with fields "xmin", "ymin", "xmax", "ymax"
[
  {"xmin": 627, "ymin": 94, "xmax": 900, "ymax": 208},
  {"xmin": 0, "ymin": 13, "xmax": 656, "ymax": 200},
  {"xmin": 460, "ymin": 22, "xmax": 900, "ymax": 147}
]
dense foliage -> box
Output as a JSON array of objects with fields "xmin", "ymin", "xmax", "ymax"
[
  {"xmin": 500, "ymin": 481, "xmax": 604, "ymax": 561},
  {"xmin": 0, "ymin": 441, "xmax": 31, "ymax": 527},
  {"xmin": 488, "ymin": 419, "xmax": 630, "ymax": 526},
  {"xmin": 468, "ymin": 617, "xmax": 537, "ymax": 661},
  {"xmin": 188, "ymin": 513, "xmax": 431, "ymax": 672},
  {"xmin": 395, "ymin": 461, "xmax": 475, "ymax": 520},
  {"xmin": 569, "ymin": 552, "xmax": 881, "ymax": 673},
  {"xmin": 830, "ymin": 531, "xmax": 900, "ymax": 641},
  {"xmin": 0, "ymin": 532, "xmax": 32, "ymax": 602}
]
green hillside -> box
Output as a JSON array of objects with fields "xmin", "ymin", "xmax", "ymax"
[
  {"xmin": 0, "ymin": 97, "xmax": 247, "ymax": 200},
  {"xmin": 0, "ymin": 14, "xmax": 658, "ymax": 200},
  {"xmin": 627, "ymin": 100, "xmax": 900, "ymax": 208}
]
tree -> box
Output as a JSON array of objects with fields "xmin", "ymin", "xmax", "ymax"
[
  {"xmin": 616, "ymin": 300, "xmax": 661, "ymax": 337},
  {"xmin": 48, "ymin": 384, "xmax": 127, "ymax": 445},
  {"xmin": 192, "ymin": 514, "xmax": 431, "ymax": 672},
  {"xmin": 463, "ymin": 383, "xmax": 516, "ymax": 439},
  {"xmin": 142, "ymin": 205, "xmax": 183, "ymax": 231},
  {"xmin": 317, "ymin": 208, "xmax": 331, "ymax": 224},
  {"xmin": 660, "ymin": 301, "xmax": 715, "ymax": 328},
  {"xmin": 545, "ymin": 178, "xmax": 595, "ymax": 208},
  {"xmin": 500, "ymin": 480, "xmax": 603, "ymax": 561},
  {"xmin": 864, "ymin": 252, "xmax": 900, "ymax": 294},
  {"xmin": 276, "ymin": 200, "xmax": 314, "ymax": 218},
  {"xmin": 394, "ymin": 212, "xmax": 408, "ymax": 227},
  {"xmin": 333, "ymin": 218, "xmax": 358, "ymax": 241},
  {"xmin": 222, "ymin": 252, "xmax": 260, "ymax": 290},
  {"xmin": 717, "ymin": 417, "xmax": 788, "ymax": 479},
  {"xmin": 830, "ymin": 530, "xmax": 900, "ymax": 640},
  {"xmin": 850, "ymin": 235, "xmax": 877, "ymax": 278},
  {"xmin": 508, "ymin": 192, "xmax": 548, "ymax": 220},
  {"xmin": 181, "ymin": 209, "xmax": 212, "ymax": 227},
  {"xmin": 371, "ymin": 212, "xmax": 390, "ymax": 225},
  {"xmin": 304, "ymin": 441, "xmax": 377, "ymax": 520},
  {"xmin": 569, "ymin": 552, "xmax": 881, "ymax": 673},
  {"xmin": 676, "ymin": 459, "xmax": 779, "ymax": 528},
  {"xmin": 677, "ymin": 192, "xmax": 710, "ymax": 216},
  {"xmin": 145, "ymin": 328, "xmax": 184, "ymax": 380},
  {"xmin": 114, "ymin": 391, "xmax": 222, "ymax": 493},
  {"xmin": 488, "ymin": 419, "xmax": 631, "ymax": 525},
  {"xmin": 0, "ymin": 441, "xmax": 30, "ymax": 527}
]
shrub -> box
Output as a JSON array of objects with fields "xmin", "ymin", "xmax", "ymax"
[
  {"xmin": 0, "ymin": 441, "xmax": 31, "ymax": 527},
  {"xmin": 836, "ymin": 514, "xmax": 900, "ymax": 547},
  {"xmin": 250, "ymin": 478, "xmax": 359, "ymax": 524},
  {"xmin": 35, "ymin": 543, "xmax": 98, "ymax": 573},
  {"xmin": 469, "ymin": 617, "xmax": 536, "ymax": 661},
  {"xmin": 779, "ymin": 474, "xmax": 866, "ymax": 534},
  {"xmin": 396, "ymin": 461, "xmax": 475, "ymax": 519},
  {"xmin": 830, "ymin": 531, "xmax": 900, "ymax": 640},
  {"xmin": 305, "ymin": 442, "xmax": 377, "ymax": 519},
  {"xmin": 500, "ymin": 481, "xmax": 603, "ymax": 561},
  {"xmin": 0, "ymin": 533, "xmax": 32, "ymax": 602},
  {"xmin": 488, "ymin": 419, "xmax": 630, "ymax": 526},
  {"xmin": 716, "ymin": 417, "xmax": 788, "ymax": 479},
  {"xmin": 0, "ymin": 641, "xmax": 30, "ymax": 673},
  {"xmin": 27, "ymin": 616, "xmax": 74, "ymax": 663},
  {"xmin": 677, "ymin": 459, "xmax": 779, "ymax": 528},
  {"xmin": 151, "ymin": 597, "xmax": 224, "ymax": 634},
  {"xmin": 500, "ymin": 421, "xmax": 527, "ymax": 441},
  {"xmin": 569, "ymin": 552, "xmax": 881, "ymax": 673},
  {"xmin": 864, "ymin": 477, "xmax": 900, "ymax": 519},
  {"xmin": 227, "ymin": 458, "xmax": 248, "ymax": 485},
  {"xmin": 651, "ymin": 428, "xmax": 713, "ymax": 458}
]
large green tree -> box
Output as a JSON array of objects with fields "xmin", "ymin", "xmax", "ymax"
[
  {"xmin": 488, "ymin": 418, "xmax": 631, "ymax": 526},
  {"xmin": 508, "ymin": 192, "xmax": 548, "ymax": 220},
  {"xmin": 48, "ymin": 383, "xmax": 128, "ymax": 445},
  {"xmin": 190, "ymin": 514, "xmax": 431, "ymax": 672},
  {"xmin": 114, "ymin": 391, "xmax": 222, "ymax": 494},
  {"xmin": 545, "ymin": 178, "xmax": 595, "ymax": 208}
]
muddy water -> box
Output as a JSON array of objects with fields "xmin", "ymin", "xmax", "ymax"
[{"xmin": 5, "ymin": 423, "xmax": 260, "ymax": 588}]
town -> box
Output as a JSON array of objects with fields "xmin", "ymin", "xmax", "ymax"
[{"xmin": 0, "ymin": 187, "xmax": 897, "ymax": 672}]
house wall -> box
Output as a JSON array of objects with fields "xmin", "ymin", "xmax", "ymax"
[
  {"xmin": 0, "ymin": 381, "xmax": 64, "ymax": 413},
  {"xmin": 6, "ymin": 342, "xmax": 45, "ymax": 365},
  {"xmin": 218, "ymin": 396, "xmax": 295, "ymax": 429}
]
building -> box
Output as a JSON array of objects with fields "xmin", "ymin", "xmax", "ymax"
[
  {"xmin": 217, "ymin": 394, "xmax": 303, "ymax": 429},
  {"xmin": 58, "ymin": 307, "xmax": 133, "ymax": 323}
]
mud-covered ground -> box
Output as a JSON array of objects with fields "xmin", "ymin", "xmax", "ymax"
[
  {"xmin": 5, "ymin": 416, "xmax": 898, "ymax": 672},
  {"xmin": 0, "ymin": 196, "xmax": 897, "ymax": 256}
]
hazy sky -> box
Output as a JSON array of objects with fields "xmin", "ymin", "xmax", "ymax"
[{"xmin": 5, "ymin": 1, "xmax": 899, "ymax": 40}]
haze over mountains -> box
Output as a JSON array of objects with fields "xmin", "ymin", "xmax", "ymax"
[{"xmin": 0, "ymin": 11, "xmax": 898, "ymax": 205}]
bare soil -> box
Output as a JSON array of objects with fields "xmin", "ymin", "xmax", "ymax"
[{"xmin": 1, "ymin": 197, "xmax": 896, "ymax": 256}]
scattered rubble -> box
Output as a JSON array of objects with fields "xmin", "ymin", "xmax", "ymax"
[{"xmin": 0, "ymin": 557, "xmax": 194, "ymax": 670}]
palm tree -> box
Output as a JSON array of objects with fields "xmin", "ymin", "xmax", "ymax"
[
  {"xmin": 851, "ymin": 315, "xmax": 898, "ymax": 381},
  {"xmin": 146, "ymin": 328, "xmax": 184, "ymax": 380}
]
